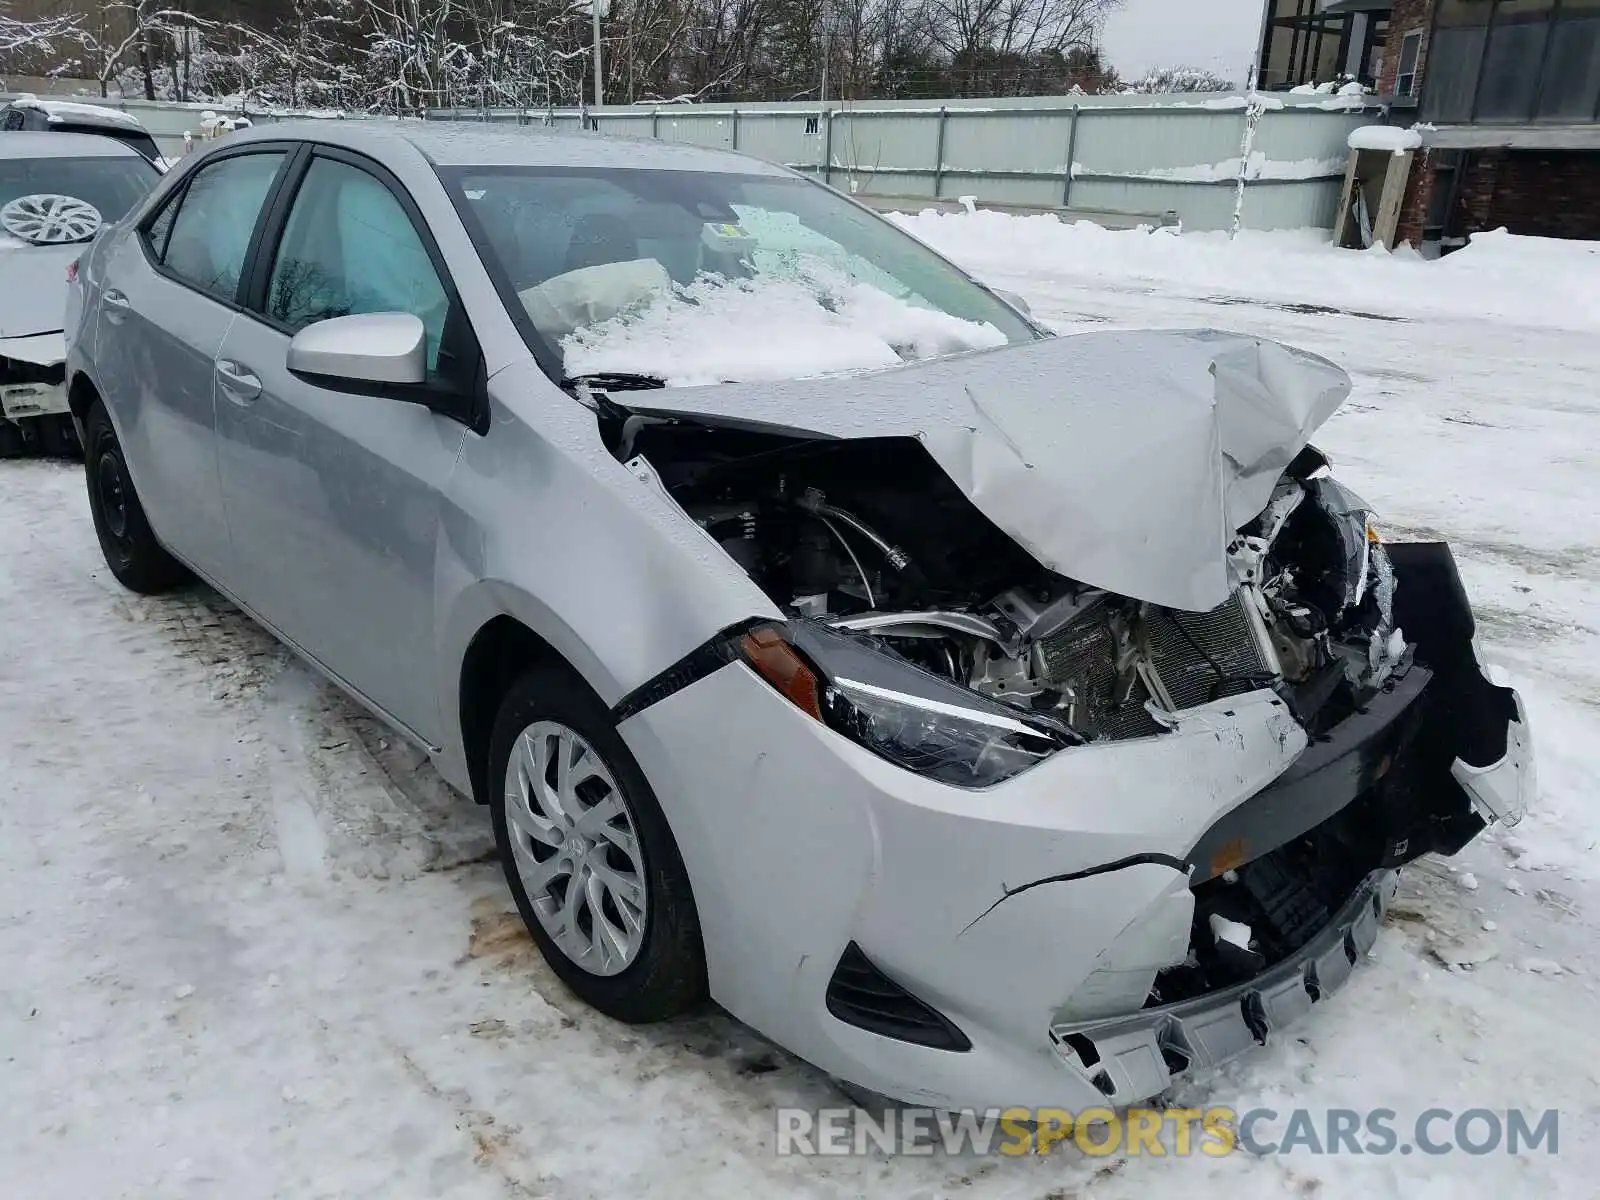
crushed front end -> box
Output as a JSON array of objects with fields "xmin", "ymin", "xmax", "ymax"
[
  {"xmin": 1040, "ymin": 462, "xmax": 1533, "ymax": 1102},
  {"xmin": 1, "ymin": 335, "xmax": 77, "ymax": 458},
  {"xmin": 609, "ymin": 407, "xmax": 1531, "ymax": 1107}
]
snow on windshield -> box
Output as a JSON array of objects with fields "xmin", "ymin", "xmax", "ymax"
[{"xmin": 559, "ymin": 258, "xmax": 1009, "ymax": 387}]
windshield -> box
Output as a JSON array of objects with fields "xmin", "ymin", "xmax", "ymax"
[
  {"xmin": 442, "ymin": 167, "xmax": 1037, "ymax": 388},
  {"xmin": 0, "ymin": 155, "xmax": 158, "ymax": 227}
]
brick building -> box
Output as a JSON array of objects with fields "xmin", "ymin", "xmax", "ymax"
[{"xmin": 1259, "ymin": 0, "xmax": 1600, "ymax": 248}]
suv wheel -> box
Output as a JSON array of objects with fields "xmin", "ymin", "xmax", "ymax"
[
  {"xmin": 84, "ymin": 398, "xmax": 189, "ymax": 593},
  {"xmin": 489, "ymin": 662, "xmax": 706, "ymax": 1022}
]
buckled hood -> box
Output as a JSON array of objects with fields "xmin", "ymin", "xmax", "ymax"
[{"xmin": 624, "ymin": 329, "xmax": 1352, "ymax": 612}]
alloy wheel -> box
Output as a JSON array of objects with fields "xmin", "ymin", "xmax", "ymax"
[
  {"xmin": 503, "ymin": 720, "xmax": 648, "ymax": 976},
  {"xmin": 0, "ymin": 194, "xmax": 102, "ymax": 244}
]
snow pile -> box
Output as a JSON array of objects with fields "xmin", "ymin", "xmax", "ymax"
[
  {"xmin": 1349, "ymin": 125, "xmax": 1422, "ymax": 153},
  {"xmin": 561, "ymin": 264, "xmax": 1008, "ymax": 387},
  {"xmin": 889, "ymin": 208, "xmax": 1600, "ymax": 334}
]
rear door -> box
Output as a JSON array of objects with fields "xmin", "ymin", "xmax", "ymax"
[
  {"xmin": 94, "ymin": 145, "xmax": 293, "ymax": 579},
  {"xmin": 213, "ymin": 146, "xmax": 477, "ymax": 743}
]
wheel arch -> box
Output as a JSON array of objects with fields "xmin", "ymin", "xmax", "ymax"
[
  {"xmin": 457, "ymin": 613, "xmax": 573, "ymax": 806},
  {"xmin": 67, "ymin": 369, "xmax": 101, "ymax": 424}
]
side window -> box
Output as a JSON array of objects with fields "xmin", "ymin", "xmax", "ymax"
[
  {"xmin": 161, "ymin": 151, "xmax": 285, "ymax": 300},
  {"xmin": 1, "ymin": 110, "xmax": 24, "ymax": 132},
  {"xmin": 265, "ymin": 156, "xmax": 449, "ymax": 371},
  {"xmin": 143, "ymin": 194, "xmax": 179, "ymax": 259}
]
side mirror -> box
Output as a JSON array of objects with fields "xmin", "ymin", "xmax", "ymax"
[
  {"xmin": 287, "ymin": 312, "xmax": 426, "ymax": 386},
  {"xmin": 993, "ymin": 288, "xmax": 1032, "ymax": 317}
]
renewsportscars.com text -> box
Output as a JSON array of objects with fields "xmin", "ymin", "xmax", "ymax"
[{"xmin": 774, "ymin": 1106, "xmax": 1560, "ymax": 1158}]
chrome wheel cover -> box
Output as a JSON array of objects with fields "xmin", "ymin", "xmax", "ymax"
[
  {"xmin": 503, "ymin": 720, "xmax": 647, "ymax": 976},
  {"xmin": 1, "ymin": 193, "xmax": 102, "ymax": 244}
]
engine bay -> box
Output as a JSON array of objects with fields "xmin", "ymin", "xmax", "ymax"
[{"xmin": 614, "ymin": 416, "xmax": 1409, "ymax": 743}]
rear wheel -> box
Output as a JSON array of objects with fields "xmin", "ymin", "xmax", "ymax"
[
  {"xmin": 84, "ymin": 398, "xmax": 189, "ymax": 594},
  {"xmin": 489, "ymin": 662, "xmax": 706, "ymax": 1023}
]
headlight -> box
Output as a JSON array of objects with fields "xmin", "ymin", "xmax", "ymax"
[{"xmin": 733, "ymin": 621, "xmax": 1077, "ymax": 788}]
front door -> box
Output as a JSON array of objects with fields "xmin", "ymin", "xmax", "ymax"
[{"xmin": 214, "ymin": 149, "xmax": 470, "ymax": 744}]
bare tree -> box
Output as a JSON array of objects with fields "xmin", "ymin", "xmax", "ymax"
[
  {"xmin": 5, "ymin": 0, "xmax": 1128, "ymax": 109},
  {"xmin": 923, "ymin": 0, "xmax": 1120, "ymax": 96},
  {"xmin": 0, "ymin": 3, "xmax": 81, "ymax": 61}
]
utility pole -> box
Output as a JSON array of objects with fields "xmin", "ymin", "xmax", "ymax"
[{"xmin": 821, "ymin": 0, "xmax": 834, "ymax": 104}]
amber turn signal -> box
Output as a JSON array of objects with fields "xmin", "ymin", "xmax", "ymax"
[{"xmin": 738, "ymin": 627, "xmax": 823, "ymax": 721}]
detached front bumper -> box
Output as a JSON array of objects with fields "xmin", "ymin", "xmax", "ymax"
[
  {"xmin": 1, "ymin": 379, "xmax": 68, "ymax": 420},
  {"xmin": 1, "ymin": 333, "xmax": 69, "ymax": 420},
  {"xmin": 1049, "ymin": 871, "xmax": 1399, "ymax": 1105}
]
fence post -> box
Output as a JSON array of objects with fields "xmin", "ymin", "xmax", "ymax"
[
  {"xmin": 651, "ymin": 107, "xmax": 659, "ymax": 139},
  {"xmin": 932, "ymin": 105, "xmax": 948, "ymax": 199},
  {"xmin": 1061, "ymin": 103, "xmax": 1081, "ymax": 208},
  {"xmin": 1230, "ymin": 93, "xmax": 1264, "ymax": 240},
  {"xmin": 731, "ymin": 107, "xmax": 739, "ymax": 150}
]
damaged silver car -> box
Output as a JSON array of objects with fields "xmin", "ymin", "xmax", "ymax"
[
  {"xmin": 66, "ymin": 122, "xmax": 1533, "ymax": 1112},
  {"xmin": 2, "ymin": 131, "xmax": 159, "ymax": 457}
]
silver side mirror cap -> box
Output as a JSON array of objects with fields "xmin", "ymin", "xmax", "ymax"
[{"xmin": 287, "ymin": 312, "xmax": 426, "ymax": 386}]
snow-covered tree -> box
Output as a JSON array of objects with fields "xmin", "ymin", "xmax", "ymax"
[
  {"xmin": 1130, "ymin": 64, "xmax": 1236, "ymax": 94},
  {"xmin": 0, "ymin": 5, "xmax": 79, "ymax": 56}
]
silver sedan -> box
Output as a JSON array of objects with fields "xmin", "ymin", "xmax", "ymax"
[{"xmin": 64, "ymin": 121, "xmax": 1532, "ymax": 1111}]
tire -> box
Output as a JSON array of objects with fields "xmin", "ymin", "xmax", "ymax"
[
  {"xmin": 0, "ymin": 417, "xmax": 24, "ymax": 459},
  {"xmin": 489, "ymin": 661, "xmax": 706, "ymax": 1023},
  {"xmin": 83, "ymin": 398, "xmax": 190, "ymax": 594},
  {"xmin": 37, "ymin": 414, "xmax": 82, "ymax": 459}
]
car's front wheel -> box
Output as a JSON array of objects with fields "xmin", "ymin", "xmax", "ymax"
[
  {"xmin": 83, "ymin": 398, "xmax": 189, "ymax": 594},
  {"xmin": 488, "ymin": 663, "xmax": 706, "ymax": 1022}
]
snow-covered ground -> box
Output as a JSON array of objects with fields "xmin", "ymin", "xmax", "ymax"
[{"xmin": 4, "ymin": 215, "xmax": 1599, "ymax": 1198}]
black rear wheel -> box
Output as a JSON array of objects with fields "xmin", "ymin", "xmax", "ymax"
[{"xmin": 84, "ymin": 398, "xmax": 189, "ymax": 594}]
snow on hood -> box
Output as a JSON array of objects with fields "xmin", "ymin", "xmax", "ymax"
[
  {"xmin": 0, "ymin": 235, "xmax": 75, "ymax": 339},
  {"xmin": 625, "ymin": 328, "xmax": 1351, "ymax": 612},
  {"xmin": 561, "ymin": 264, "xmax": 1010, "ymax": 387}
]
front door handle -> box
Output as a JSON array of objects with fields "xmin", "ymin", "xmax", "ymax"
[
  {"xmin": 103, "ymin": 288, "xmax": 130, "ymax": 324},
  {"xmin": 215, "ymin": 359, "xmax": 262, "ymax": 403}
]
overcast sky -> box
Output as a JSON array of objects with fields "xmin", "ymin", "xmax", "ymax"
[{"xmin": 1100, "ymin": 0, "xmax": 1265, "ymax": 85}]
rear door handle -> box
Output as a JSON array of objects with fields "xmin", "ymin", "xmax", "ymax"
[
  {"xmin": 215, "ymin": 359, "xmax": 262, "ymax": 403},
  {"xmin": 103, "ymin": 288, "xmax": 130, "ymax": 323}
]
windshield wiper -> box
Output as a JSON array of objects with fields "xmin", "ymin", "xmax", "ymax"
[{"xmin": 561, "ymin": 371, "xmax": 666, "ymax": 396}]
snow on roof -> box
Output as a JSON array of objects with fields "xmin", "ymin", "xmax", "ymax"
[
  {"xmin": 1348, "ymin": 125, "xmax": 1422, "ymax": 153},
  {"xmin": 7, "ymin": 97, "xmax": 148, "ymax": 131},
  {"xmin": 0, "ymin": 130, "xmax": 147, "ymax": 159}
]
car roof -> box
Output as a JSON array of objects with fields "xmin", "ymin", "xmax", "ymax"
[
  {"xmin": 232, "ymin": 118, "xmax": 792, "ymax": 177},
  {"xmin": 2, "ymin": 97, "xmax": 150, "ymax": 132},
  {"xmin": 0, "ymin": 130, "xmax": 150, "ymax": 159}
]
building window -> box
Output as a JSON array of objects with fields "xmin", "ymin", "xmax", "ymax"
[
  {"xmin": 1256, "ymin": 0, "xmax": 1361, "ymax": 90},
  {"xmin": 1396, "ymin": 30, "xmax": 1424, "ymax": 95}
]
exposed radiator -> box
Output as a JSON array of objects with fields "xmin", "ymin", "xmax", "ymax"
[
  {"xmin": 1144, "ymin": 593, "xmax": 1273, "ymax": 712},
  {"xmin": 1037, "ymin": 592, "xmax": 1273, "ymax": 738},
  {"xmin": 1037, "ymin": 598, "xmax": 1162, "ymax": 740}
]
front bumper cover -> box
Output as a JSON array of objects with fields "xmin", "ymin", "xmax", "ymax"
[
  {"xmin": 620, "ymin": 544, "xmax": 1528, "ymax": 1112},
  {"xmin": 1049, "ymin": 871, "xmax": 1398, "ymax": 1105},
  {"xmin": 1, "ymin": 379, "xmax": 68, "ymax": 420}
]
